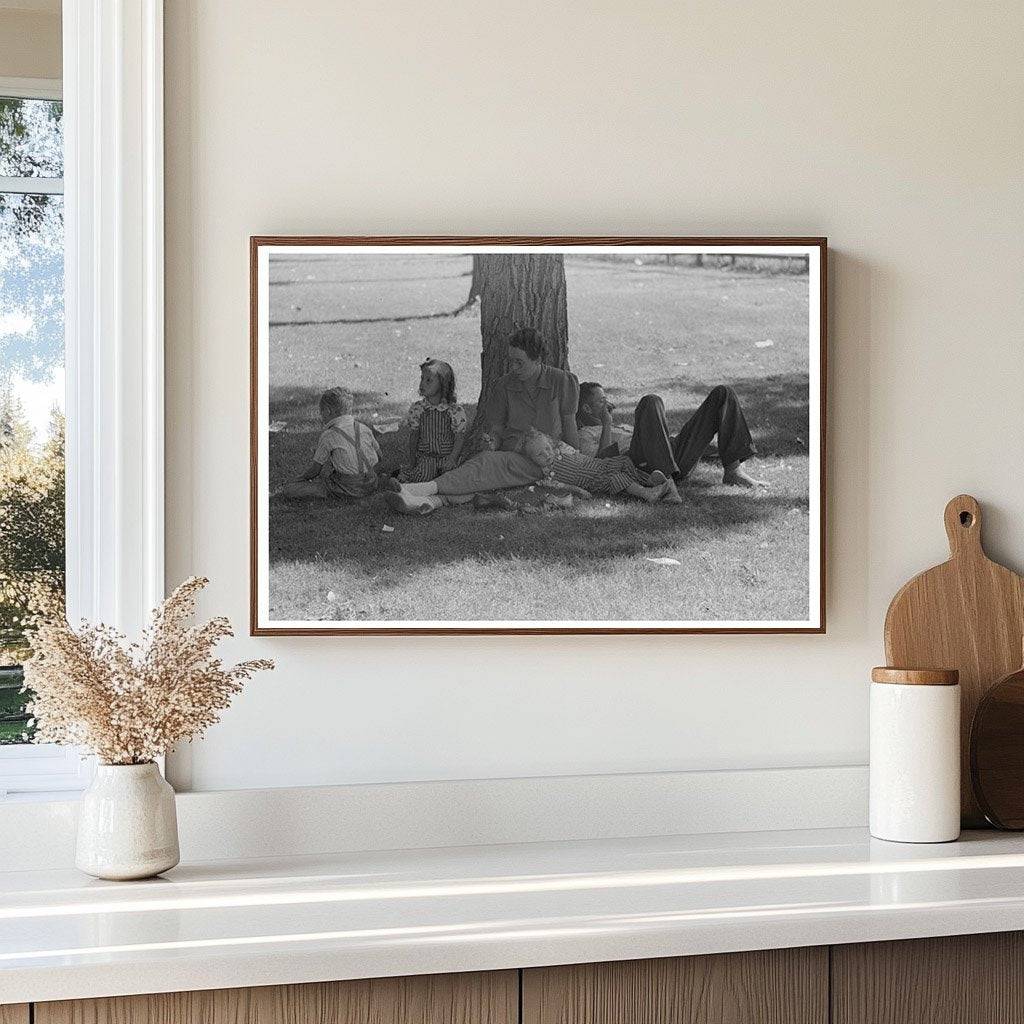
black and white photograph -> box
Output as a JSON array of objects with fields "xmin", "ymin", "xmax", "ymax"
[{"xmin": 251, "ymin": 238, "xmax": 825, "ymax": 634}]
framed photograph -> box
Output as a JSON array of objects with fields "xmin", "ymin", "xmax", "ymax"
[{"xmin": 251, "ymin": 236, "xmax": 826, "ymax": 635}]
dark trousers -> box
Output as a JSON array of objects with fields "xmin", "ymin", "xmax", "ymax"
[{"xmin": 628, "ymin": 386, "xmax": 755, "ymax": 480}]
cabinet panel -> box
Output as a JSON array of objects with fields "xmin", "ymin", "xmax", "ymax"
[
  {"xmin": 0, "ymin": 1006, "xmax": 29, "ymax": 1024},
  {"xmin": 36, "ymin": 970, "xmax": 517, "ymax": 1024},
  {"xmin": 522, "ymin": 948, "xmax": 828, "ymax": 1024},
  {"xmin": 832, "ymin": 932, "xmax": 1024, "ymax": 1024}
]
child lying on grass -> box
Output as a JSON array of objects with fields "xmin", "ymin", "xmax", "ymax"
[
  {"xmin": 518, "ymin": 429, "xmax": 682, "ymax": 505},
  {"xmin": 383, "ymin": 428, "xmax": 681, "ymax": 515},
  {"xmin": 275, "ymin": 387, "xmax": 380, "ymax": 500}
]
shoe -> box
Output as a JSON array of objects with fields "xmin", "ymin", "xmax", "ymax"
[{"xmin": 384, "ymin": 490, "xmax": 436, "ymax": 515}]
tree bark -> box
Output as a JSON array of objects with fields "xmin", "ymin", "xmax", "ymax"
[{"xmin": 464, "ymin": 254, "xmax": 569, "ymax": 454}]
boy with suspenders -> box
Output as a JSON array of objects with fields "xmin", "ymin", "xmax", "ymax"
[{"xmin": 278, "ymin": 388, "xmax": 380, "ymax": 499}]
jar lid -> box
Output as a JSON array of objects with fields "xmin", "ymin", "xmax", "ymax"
[{"xmin": 871, "ymin": 667, "xmax": 959, "ymax": 686}]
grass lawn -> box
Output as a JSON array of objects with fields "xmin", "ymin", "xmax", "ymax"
[{"xmin": 266, "ymin": 254, "xmax": 812, "ymax": 624}]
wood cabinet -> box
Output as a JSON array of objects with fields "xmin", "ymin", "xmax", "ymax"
[
  {"xmin": 22, "ymin": 932, "xmax": 1024, "ymax": 1024},
  {"xmin": 522, "ymin": 947, "xmax": 828, "ymax": 1024},
  {"xmin": 34, "ymin": 971, "xmax": 517, "ymax": 1024},
  {"xmin": 832, "ymin": 932, "xmax": 1024, "ymax": 1024}
]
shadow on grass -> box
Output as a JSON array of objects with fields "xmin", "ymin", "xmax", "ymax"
[
  {"xmin": 269, "ymin": 387, "xmax": 407, "ymax": 424},
  {"xmin": 266, "ymin": 382, "xmax": 811, "ymax": 588},
  {"xmin": 269, "ymin": 484, "xmax": 808, "ymax": 578},
  {"xmin": 271, "ymin": 366, "xmax": 809, "ymax": 465},
  {"xmin": 268, "ymin": 387, "xmax": 479, "ymax": 487},
  {"xmin": 601, "ymin": 372, "xmax": 810, "ymax": 458},
  {"xmin": 268, "ymin": 366, "xmax": 810, "ymax": 496},
  {"xmin": 271, "ymin": 271, "xmax": 471, "ymax": 288}
]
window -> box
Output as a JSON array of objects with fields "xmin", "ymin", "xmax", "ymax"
[
  {"xmin": 0, "ymin": 6, "xmax": 166, "ymax": 797},
  {"xmin": 0, "ymin": 80, "xmax": 84, "ymax": 797}
]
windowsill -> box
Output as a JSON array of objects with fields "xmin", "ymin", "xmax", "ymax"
[{"xmin": 4, "ymin": 826, "xmax": 1024, "ymax": 1004}]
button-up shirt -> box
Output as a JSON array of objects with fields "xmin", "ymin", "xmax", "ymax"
[
  {"xmin": 313, "ymin": 415, "xmax": 380, "ymax": 475},
  {"xmin": 487, "ymin": 364, "xmax": 580, "ymax": 451},
  {"xmin": 576, "ymin": 422, "xmax": 634, "ymax": 458}
]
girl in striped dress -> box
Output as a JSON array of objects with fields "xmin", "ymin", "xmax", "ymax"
[
  {"xmin": 400, "ymin": 359, "xmax": 468, "ymax": 483},
  {"xmin": 519, "ymin": 429, "xmax": 681, "ymax": 504}
]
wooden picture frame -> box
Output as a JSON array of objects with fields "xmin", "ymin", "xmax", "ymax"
[{"xmin": 251, "ymin": 236, "xmax": 827, "ymax": 635}]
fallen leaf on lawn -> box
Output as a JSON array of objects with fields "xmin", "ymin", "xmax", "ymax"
[
  {"xmin": 326, "ymin": 590, "xmax": 337, "ymax": 602},
  {"xmin": 382, "ymin": 525, "xmax": 395, "ymax": 533},
  {"xmin": 645, "ymin": 557, "xmax": 681, "ymax": 566},
  {"xmin": 755, "ymin": 339, "xmax": 774, "ymax": 348},
  {"xmin": 268, "ymin": 421, "xmax": 288, "ymax": 433}
]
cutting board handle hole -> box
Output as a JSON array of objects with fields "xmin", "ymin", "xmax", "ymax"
[{"xmin": 960, "ymin": 511, "xmax": 974, "ymax": 527}]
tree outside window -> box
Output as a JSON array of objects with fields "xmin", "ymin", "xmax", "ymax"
[{"xmin": 0, "ymin": 94, "xmax": 65, "ymax": 745}]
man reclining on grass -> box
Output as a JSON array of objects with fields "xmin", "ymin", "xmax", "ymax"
[{"xmin": 576, "ymin": 382, "xmax": 768, "ymax": 488}]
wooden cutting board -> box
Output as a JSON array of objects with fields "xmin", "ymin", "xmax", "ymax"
[{"xmin": 884, "ymin": 494, "xmax": 1024, "ymax": 826}]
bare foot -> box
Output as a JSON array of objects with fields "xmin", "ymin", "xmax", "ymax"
[
  {"xmin": 648, "ymin": 471, "xmax": 683, "ymax": 504},
  {"xmin": 723, "ymin": 461, "xmax": 768, "ymax": 488},
  {"xmin": 642, "ymin": 481, "xmax": 671, "ymax": 503}
]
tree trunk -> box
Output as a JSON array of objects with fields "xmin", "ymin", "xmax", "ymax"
[{"xmin": 464, "ymin": 254, "xmax": 569, "ymax": 454}]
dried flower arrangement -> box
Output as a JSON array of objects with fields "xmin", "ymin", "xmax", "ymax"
[{"xmin": 22, "ymin": 577, "xmax": 273, "ymax": 765}]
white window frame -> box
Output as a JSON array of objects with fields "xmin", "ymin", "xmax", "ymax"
[
  {"xmin": 0, "ymin": 77, "xmax": 64, "ymax": 193},
  {"xmin": 0, "ymin": 0, "xmax": 165, "ymax": 799}
]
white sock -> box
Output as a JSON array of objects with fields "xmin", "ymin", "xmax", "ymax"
[{"xmin": 404, "ymin": 481, "xmax": 439, "ymax": 497}]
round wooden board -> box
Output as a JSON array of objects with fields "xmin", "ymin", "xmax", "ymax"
[{"xmin": 970, "ymin": 663, "xmax": 1024, "ymax": 829}]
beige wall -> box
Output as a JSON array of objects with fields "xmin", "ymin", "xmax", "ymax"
[
  {"xmin": 164, "ymin": 1, "xmax": 1024, "ymax": 791},
  {"xmin": 0, "ymin": 7, "xmax": 60, "ymax": 81}
]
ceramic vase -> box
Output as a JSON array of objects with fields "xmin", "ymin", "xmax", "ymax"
[{"xmin": 76, "ymin": 762, "xmax": 180, "ymax": 880}]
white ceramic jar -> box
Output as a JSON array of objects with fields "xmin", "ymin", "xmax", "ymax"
[
  {"xmin": 869, "ymin": 667, "xmax": 961, "ymax": 843},
  {"xmin": 76, "ymin": 762, "xmax": 180, "ymax": 880}
]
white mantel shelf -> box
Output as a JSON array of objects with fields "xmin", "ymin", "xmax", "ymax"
[{"xmin": 4, "ymin": 826, "xmax": 1024, "ymax": 1004}]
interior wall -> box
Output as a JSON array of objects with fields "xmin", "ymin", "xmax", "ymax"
[
  {"xmin": 163, "ymin": 1, "xmax": 1024, "ymax": 792},
  {"xmin": 0, "ymin": 7, "xmax": 61, "ymax": 80}
]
